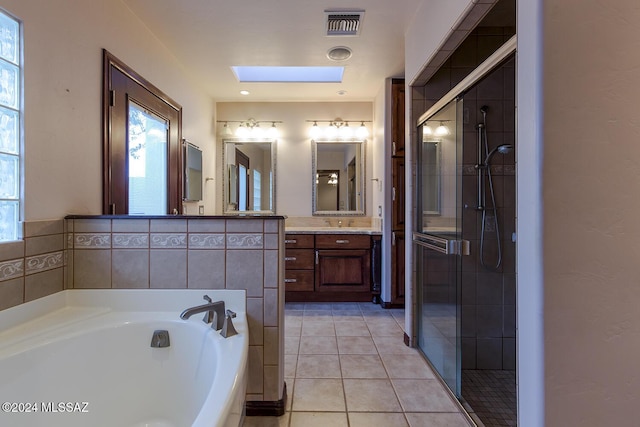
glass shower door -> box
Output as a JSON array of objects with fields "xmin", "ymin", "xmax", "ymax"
[{"xmin": 414, "ymin": 98, "xmax": 465, "ymax": 397}]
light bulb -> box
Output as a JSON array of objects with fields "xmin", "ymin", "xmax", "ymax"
[
  {"xmin": 435, "ymin": 122, "xmax": 449, "ymax": 136},
  {"xmin": 339, "ymin": 122, "xmax": 353, "ymax": 138},
  {"xmin": 251, "ymin": 123, "xmax": 264, "ymax": 138},
  {"xmin": 235, "ymin": 123, "xmax": 249, "ymax": 138},
  {"xmin": 325, "ymin": 122, "xmax": 338, "ymax": 138},
  {"xmin": 356, "ymin": 122, "xmax": 369, "ymax": 139},
  {"xmin": 423, "ymin": 125, "xmax": 433, "ymax": 135},
  {"xmin": 267, "ymin": 122, "xmax": 279, "ymax": 139},
  {"xmin": 309, "ymin": 122, "xmax": 321, "ymax": 139}
]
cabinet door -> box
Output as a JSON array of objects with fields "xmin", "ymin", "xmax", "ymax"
[
  {"xmin": 391, "ymin": 79, "xmax": 405, "ymax": 157},
  {"xmin": 316, "ymin": 249, "xmax": 371, "ymax": 293},
  {"xmin": 391, "ymin": 231, "xmax": 405, "ymax": 303}
]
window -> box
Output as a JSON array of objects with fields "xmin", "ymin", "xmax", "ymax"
[
  {"xmin": 102, "ymin": 50, "xmax": 182, "ymax": 215},
  {"xmin": 252, "ymin": 169, "xmax": 261, "ymax": 210},
  {"xmin": 0, "ymin": 10, "xmax": 20, "ymax": 241}
]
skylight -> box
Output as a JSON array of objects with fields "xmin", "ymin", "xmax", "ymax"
[{"xmin": 231, "ymin": 66, "xmax": 344, "ymax": 83}]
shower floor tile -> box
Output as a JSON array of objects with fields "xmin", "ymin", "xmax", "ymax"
[{"xmin": 462, "ymin": 369, "xmax": 517, "ymax": 426}]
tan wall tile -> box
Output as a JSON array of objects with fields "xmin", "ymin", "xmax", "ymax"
[
  {"xmin": 187, "ymin": 250, "xmax": 225, "ymax": 289},
  {"xmin": 25, "ymin": 234, "xmax": 64, "ymax": 256},
  {"xmin": 73, "ymin": 249, "xmax": 111, "ymax": 288},
  {"xmin": 112, "ymin": 250, "xmax": 149, "ymax": 289},
  {"xmin": 150, "ymin": 249, "xmax": 187, "ymax": 288},
  {"xmin": 25, "ymin": 268, "xmax": 64, "ymax": 302},
  {"xmin": 0, "ymin": 277, "xmax": 23, "ymax": 310}
]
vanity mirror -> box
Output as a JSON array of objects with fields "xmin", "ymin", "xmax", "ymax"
[
  {"xmin": 312, "ymin": 139, "xmax": 365, "ymax": 215},
  {"xmin": 223, "ymin": 139, "xmax": 276, "ymax": 214}
]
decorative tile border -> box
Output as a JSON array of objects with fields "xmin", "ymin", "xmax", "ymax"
[
  {"xmin": 113, "ymin": 233, "xmax": 149, "ymax": 248},
  {"xmin": 227, "ymin": 234, "xmax": 263, "ymax": 249},
  {"xmin": 74, "ymin": 233, "xmax": 111, "ymax": 248},
  {"xmin": 25, "ymin": 251, "xmax": 64, "ymax": 275},
  {"xmin": 189, "ymin": 234, "xmax": 225, "ymax": 249},
  {"xmin": 150, "ymin": 233, "xmax": 187, "ymax": 248},
  {"xmin": 0, "ymin": 258, "xmax": 23, "ymax": 281}
]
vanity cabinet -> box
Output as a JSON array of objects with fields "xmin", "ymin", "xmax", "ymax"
[
  {"xmin": 284, "ymin": 234, "xmax": 315, "ymax": 292},
  {"xmin": 285, "ymin": 232, "xmax": 379, "ymax": 302}
]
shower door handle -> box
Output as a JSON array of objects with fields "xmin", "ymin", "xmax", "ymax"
[{"xmin": 412, "ymin": 232, "xmax": 470, "ymax": 256}]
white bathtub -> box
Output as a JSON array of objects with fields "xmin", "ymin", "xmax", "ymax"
[{"xmin": 0, "ymin": 289, "xmax": 248, "ymax": 427}]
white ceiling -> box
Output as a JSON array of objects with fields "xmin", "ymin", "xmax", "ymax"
[{"xmin": 122, "ymin": 0, "xmax": 422, "ymax": 102}]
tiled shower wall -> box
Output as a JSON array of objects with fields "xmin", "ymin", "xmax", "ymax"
[{"xmin": 0, "ymin": 216, "xmax": 286, "ymax": 405}]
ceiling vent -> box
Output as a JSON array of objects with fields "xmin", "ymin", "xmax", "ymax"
[{"xmin": 325, "ymin": 10, "xmax": 364, "ymax": 36}]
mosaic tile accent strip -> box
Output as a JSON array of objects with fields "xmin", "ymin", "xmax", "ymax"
[
  {"xmin": 0, "ymin": 258, "xmax": 23, "ymax": 281},
  {"xmin": 150, "ymin": 233, "xmax": 187, "ymax": 248},
  {"xmin": 189, "ymin": 234, "xmax": 225, "ymax": 249},
  {"xmin": 112, "ymin": 233, "xmax": 149, "ymax": 248},
  {"xmin": 74, "ymin": 233, "xmax": 111, "ymax": 248},
  {"xmin": 462, "ymin": 369, "xmax": 516, "ymax": 427},
  {"xmin": 25, "ymin": 251, "xmax": 64, "ymax": 275},
  {"xmin": 227, "ymin": 234, "xmax": 263, "ymax": 249}
]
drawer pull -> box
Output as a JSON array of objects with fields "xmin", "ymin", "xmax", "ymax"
[
  {"xmin": 335, "ymin": 239, "xmax": 350, "ymax": 244},
  {"xmin": 285, "ymin": 239, "xmax": 297, "ymax": 244},
  {"xmin": 285, "ymin": 256, "xmax": 297, "ymax": 262},
  {"xmin": 284, "ymin": 278, "xmax": 297, "ymax": 283}
]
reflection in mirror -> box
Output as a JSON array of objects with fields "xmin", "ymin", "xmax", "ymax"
[
  {"xmin": 223, "ymin": 139, "xmax": 276, "ymax": 214},
  {"xmin": 312, "ymin": 140, "xmax": 365, "ymax": 215},
  {"xmin": 420, "ymin": 138, "xmax": 440, "ymax": 215},
  {"xmin": 183, "ymin": 141, "xmax": 202, "ymax": 201}
]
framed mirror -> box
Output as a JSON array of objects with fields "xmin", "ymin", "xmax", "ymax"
[
  {"xmin": 312, "ymin": 139, "xmax": 365, "ymax": 215},
  {"xmin": 223, "ymin": 138, "xmax": 276, "ymax": 214}
]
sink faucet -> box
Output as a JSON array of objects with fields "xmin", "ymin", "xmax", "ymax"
[{"xmin": 180, "ymin": 295, "xmax": 226, "ymax": 330}]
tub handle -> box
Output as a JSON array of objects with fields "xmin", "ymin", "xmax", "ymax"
[{"xmin": 221, "ymin": 311, "xmax": 238, "ymax": 338}]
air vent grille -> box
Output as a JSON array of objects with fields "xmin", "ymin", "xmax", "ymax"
[{"xmin": 325, "ymin": 10, "xmax": 364, "ymax": 36}]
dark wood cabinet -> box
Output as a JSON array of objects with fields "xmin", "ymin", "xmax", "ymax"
[
  {"xmin": 391, "ymin": 78, "xmax": 405, "ymax": 157},
  {"xmin": 284, "ymin": 232, "xmax": 379, "ymax": 302},
  {"xmin": 391, "ymin": 231, "xmax": 405, "ymax": 302}
]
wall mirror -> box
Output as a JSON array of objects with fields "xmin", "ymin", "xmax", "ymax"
[
  {"xmin": 223, "ymin": 139, "xmax": 276, "ymax": 214},
  {"xmin": 183, "ymin": 140, "xmax": 202, "ymax": 201},
  {"xmin": 420, "ymin": 136, "xmax": 441, "ymax": 215},
  {"xmin": 312, "ymin": 139, "xmax": 365, "ymax": 215}
]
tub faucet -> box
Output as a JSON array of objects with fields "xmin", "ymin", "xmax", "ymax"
[{"xmin": 180, "ymin": 297, "xmax": 226, "ymax": 330}]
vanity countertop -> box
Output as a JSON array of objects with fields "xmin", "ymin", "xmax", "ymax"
[{"xmin": 285, "ymin": 226, "xmax": 382, "ymax": 235}]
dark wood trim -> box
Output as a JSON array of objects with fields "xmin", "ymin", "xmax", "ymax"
[
  {"xmin": 404, "ymin": 332, "xmax": 411, "ymax": 347},
  {"xmin": 245, "ymin": 382, "xmax": 287, "ymax": 417},
  {"xmin": 380, "ymin": 301, "xmax": 405, "ymax": 309}
]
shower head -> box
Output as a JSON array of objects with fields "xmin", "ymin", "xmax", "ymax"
[{"xmin": 483, "ymin": 144, "xmax": 513, "ymax": 166}]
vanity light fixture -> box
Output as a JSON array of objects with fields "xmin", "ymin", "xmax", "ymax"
[
  {"xmin": 217, "ymin": 119, "xmax": 283, "ymax": 138},
  {"xmin": 306, "ymin": 119, "xmax": 371, "ymax": 139}
]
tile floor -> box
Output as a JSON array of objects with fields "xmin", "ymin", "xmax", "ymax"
[{"xmin": 243, "ymin": 302, "xmax": 474, "ymax": 427}]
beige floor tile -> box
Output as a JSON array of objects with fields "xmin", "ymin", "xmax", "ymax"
[
  {"xmin": 368, "ymin": 320, "xmax": 404, "ymax": 337},
  {"xmin": 335, "ymin": 320, "xmax": 370, "ymax": 336},
  {"xmin": 285, "ymin": 335, "xmax": 300, "ymax": 354},
  {"xmin": 289, "ymin": 412, "xmax": 349, "ymax": 427},
  {"xmin": 392, "ymin": 379, "xmax": 460, "ymax": 412},
  {"xmin": 292, "ymin": 378, "xmax": 346, "ymax": 412},
  {"xmin": 337, "ymin": 335, "xmax": 378, "ymax": 354},
  {"xmin": 303, "ymin": 310, "xmax": 335, "ymax": 321},
  {"xmin": 242, "ymin": 412, "xmax": 290, "ymax": 427},
  {"xmin": 304, "ymin": 302, "xmax": 333, "ymax": 311},
  {"xmin": 349, "ymin": 412, "xmax": 409, "ymax": 427},
  {"xmin": 343, "ymin": 379, "xmax": 402, "ymax": 412},
  {"xmin": 332, "ymin": 302, "xmax": 361, "ymax": 311},
  {"xmin": 359, "ymin": 302, "xmax": 383, "ymax": 311},
  {"xmin": 299, "ymin": 336, "xmax": 338, "ymax": 354},
  {"xmin": 372, "ymin": 335, "xmax": 418, "ymax": 355},
  {"xmin": 405, "ymin": 412, "xmax": 471, "ymax": 427},
  {"xmin": 296, "ymin": 354, "xmax": 341, "ymax": 378},
  {"xmin": 332, "ymin": 310, "xmax": 364, "ymax": 321},
  {"xmin": 301, "ymin": 320, "xmax": 336, "ymax": 336},
  {"xmin": 284, "ymin": 354, "xmax": 297, "ymax": 378},
  {"xmin": 285, "ymin": 321, "xmax": 302, "ymax": 337},
  {"xmin": 380, "ymin": 353, "xmax": 436, "ymax": 379},
  {"xmin": 340, "ymin": 354, "xmax": 388, "ymax": 379},
  {"xmin": 285, "ymin": 378, "xmax": 294, "ymax": 411}
]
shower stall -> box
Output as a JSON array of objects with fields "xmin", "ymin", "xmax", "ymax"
[{"xmin": 413, "ymin": 52, "xmax": 517, "ymax": 426}]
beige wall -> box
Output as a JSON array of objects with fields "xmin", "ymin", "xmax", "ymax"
[
  {"xmin": 216, "ymin": 102, "xmax": 375, "ymax": 217},
  {"xmin": 0, "ymin": 0, "xmax": 216, "ymax": 219},
  {"xmin": 543, "ymin": 1, "xmax": 640, "ymax": 425}
]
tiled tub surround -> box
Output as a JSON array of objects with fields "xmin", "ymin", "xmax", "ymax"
[
  {"xmin": 0, "ymin": 216, "xmax": 286, "ymax": 412},
  {"xmin": 0, "ymin": 219, "xmax": 66, "ymax": 311}
]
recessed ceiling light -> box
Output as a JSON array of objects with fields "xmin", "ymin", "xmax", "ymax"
[
  {"xmin": 240, "ymin": 90, "xmax": 250, "ymax": 95},
  {"xmin": 327, "ymin": 46, "xmax": 352, "ymax": 61},
  {"xmin": 232, "ymin": 66, "xmax": 343, "ymax": 83},
  {"xmin": 337, "ymin": 90, "xmax": 347, "ymax": 96}
]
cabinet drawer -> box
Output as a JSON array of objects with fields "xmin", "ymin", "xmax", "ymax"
[
  {"xmin": 285, "ymin": 249, "xmax": 314, "ymax": 269},
  {"xmin": 285, "ymin": 270, "xmax": 314, "ymax": 291},
  {"xmin": 315, "ymin": 234, "xmax": 371, "ymax": 250},
  {"xmin": 285, "ymin": 234, "xmax": 314, "ymax": 249}
]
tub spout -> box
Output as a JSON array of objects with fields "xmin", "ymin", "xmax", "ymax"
[{"xmin": 180, "ymin": 298, "xmax": 226, "ymax": 330}]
